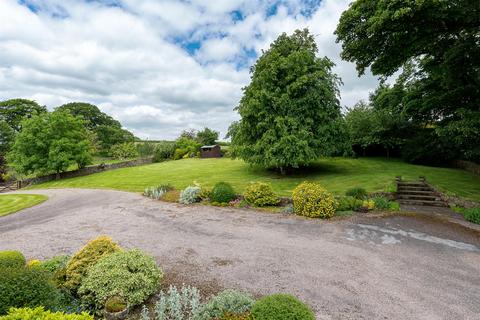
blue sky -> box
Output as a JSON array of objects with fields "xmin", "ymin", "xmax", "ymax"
[{"xmin": 0, "ymin": 0, "xmax": 378, "ymax": 139}]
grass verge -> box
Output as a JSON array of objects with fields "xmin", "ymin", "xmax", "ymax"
[{"xmin": 0, "ymin": 194, "xmax": 48, "ymax": 217}]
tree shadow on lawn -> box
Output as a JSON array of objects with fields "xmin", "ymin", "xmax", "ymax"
[{"xmin": 249, "ymin": 161, "xmax": 346, "ymax": 179}]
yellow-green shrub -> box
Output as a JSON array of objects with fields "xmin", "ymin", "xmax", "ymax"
[
  {"xmin": 243, "ymin": 182, "xmax": 279, "ymax": 207},
  {"xmin": 26, "ymin": 260, "xmax": 41, "ymax": 268},
  {"xmin": 362, "ymin": 199, "xmax": 375, "ymax": 210},
  {"xmin": 0, "ymin": 307, "xmax": 92, "ymax": 320},
  {"xmin": 292, "ymin": 182, "xmax": 336, "ymax": 219},
  {"xmin": 0, "ymin": 251, "xmax": 25, "ymax": 269},
  {"xmin": 65, "ymin": 236, "xmax": 121, "ymax": 291}
]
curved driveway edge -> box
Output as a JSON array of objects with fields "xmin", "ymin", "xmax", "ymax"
[{"xmin": 1, "ymin": 189, "xmax": 479, "ymax": 320}]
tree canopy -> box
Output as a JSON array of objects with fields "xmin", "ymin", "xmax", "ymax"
[
  {"xmin": 7, "ymin": 111, "xmax": 93, "ymax": 175},
  {"xmin": 0, "ymin": 99, "xmax": 47, "ymax": 132},
  {"xmin": 196, "ymin": 127, "xmax": 219, "ymax": 146},
  {"xmin": 335, "ymin": 0, "xmax": 480, "ymax": 162},
  {"xmin": 231, "ymin": 29, "xmax": 344, "ymax": 172},
  {"xmin": 0, "ymin": 120, "xmax": 15, "ymax": 155},
  {"xmin": 56, "ymin": 102, "xmax": 135, "ymax": 155}
]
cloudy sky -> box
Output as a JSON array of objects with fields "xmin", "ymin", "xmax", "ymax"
[{"xmin": 0, "ymin": 0, "xmax": 379, "ymax": 140}]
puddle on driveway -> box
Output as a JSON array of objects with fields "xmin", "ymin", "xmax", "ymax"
[{"xmin": 346, "ymin": 223, "xmax": 479, "ymax": 252}]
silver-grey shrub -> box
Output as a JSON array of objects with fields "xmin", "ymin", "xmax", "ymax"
[
  {"xmin": 154, "ymin": 285, "xmax": 200, "ymax": 320},
  {"xmin": 193, "ymin": 289, "xmax": 254, "ymax": 320},
  {"xmin": 144, "ymin": 185, "xmax": 173, "ymax": 200},
  {"xmin": 179, "ymin": 186, "xmax": 201, "ymax": 204}
]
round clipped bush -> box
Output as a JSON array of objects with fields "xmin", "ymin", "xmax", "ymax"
[
  {"xmin": 78, "ymin": 249, "xmax": 163, "ymax": 312},
  {"xmin": 292, "ymin": 182, "xmax": 336, "ymax": 219},
  {"xmin": 0, "ymin": 266, "xmax": 61, "ymax": 314},
  {"xmin": 194, "ymin": 290, "xmax": 254, "ymax": 320},
  {"xmin": 464, "ymin": 207, "xmax": 480, "ymax": 224},
  {"xmin": 0, "ymin": 251, "xmax": 26, "ymax": 269},
  {"xmin": 211, "ymin": 182, "xmax": 236, "ymax": 204},
  {"xmin": 65, "ymin": 236, "xmax": 121, "ymax": 291},
  {"xmin": 243, "ymin": 182, "xmax": 279, "ymax": 207},
  {"xmin": 0, "ymin": 307, "xmax": 93, "ymax": 320},
  {"xmin": 180, "ymin": 185, "xmax": 202, "ymax": 204},
  {"xmin": 345, "ymin": 187, "xmax": 367, "ymax": 200},
  {"xmin": 251, "ymin": 294, "xmax": 315, "ymax": 320}
]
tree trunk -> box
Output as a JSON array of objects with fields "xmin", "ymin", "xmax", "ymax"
[
  {"xmin": 386, "ymin": 147, "xmax": 390, "ymax": 159},
  {"xmin": 279, "ymin": 167, "xmax": 286, "ymax": 175},
  {"xmin": 56, "ymin": 171, "xmax": 60, "ymax": 180}
]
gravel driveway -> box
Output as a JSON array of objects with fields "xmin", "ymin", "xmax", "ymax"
[{"xmin": 1, "ymin": 189, "xmax": 479, "ymax": 320}]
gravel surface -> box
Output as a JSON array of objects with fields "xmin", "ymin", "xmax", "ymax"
[{"xmin": 1, "ymin": 189, "xmax": 479, "ymax": 320}]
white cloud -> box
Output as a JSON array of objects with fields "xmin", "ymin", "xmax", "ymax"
[{"xmin": 0, "ymin": 0, "xmax": 380, "ymax": 140}]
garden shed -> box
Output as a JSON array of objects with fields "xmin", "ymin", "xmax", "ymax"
[{"xmin": 200, "ymin": 145, "xmax": 222, "ymax": 158}]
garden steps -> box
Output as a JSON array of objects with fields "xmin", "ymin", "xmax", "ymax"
[{"xmin": 396, "ymin": 178, "xmax": 447, "ymax": 207}]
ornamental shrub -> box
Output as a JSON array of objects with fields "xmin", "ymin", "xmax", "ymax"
[
  {"xmin": 292, "ymin": 182, "xmax": 336, "ymax": 219},
  {"xmin": 251, "ymin": 294, "xmax": 315, "ymax": 320},
  {"xmin": 0, "ymin": 251, "xmax": 25, "ymax": 269},
  {"xmin": 464, "ymin": 207, "xmax": 480, "ymax": 224},
  {"xmin": 336, "ymin": 196, "xmax": 363, "ymax": 212},
  {"xmin": 372, "ymin": 196, "xmax": 390, "ymax": 210},
  {"xmin": 78, "ymin": 249, "xmax": 163, "ymax": 312},
  {"xmin": 179, "ymin": 186, "xmax": 202, "ymax": 204},
  {"xmin": 211, "ymin": 182, "xmax": 236, "ymax": 204},
  {"xmin": 144, "ymin": 184, "xmax": 174, "ymax": 200},
  {"xmin": 110, "ymin": 142, "xmax": 139, "ymax": 160},
  {"xmin": 194, "ymin": 290, "xmax": 254, "ymax": 320},
  {"xmin": 38, "ymin": 255, "xmax": 70, "ymax": 274},
  {"xmin": 153, "ymin": 142, "xmax": 176, "ymax": 162},
  {"xmin": 199, "ymin": 186, "xmax": 212, "ymax": 201},
  {"xmin": 154, "ymin": 285, "xmax": 200, "ymax": 320},
  {"xmin": 65, "ymin": 236, "xmax": 121, "ymax": 291},
  {"xmin": 0, "ymin": 307, "xmax": 93, "ymax": 320},
  {"xmin": 27, "ymin": 260, "xmax": 41, "ymax": 268},
  {"xmin": 345, "ymin": 187, "xmax": 367, "ymax": 200},
  {"xmin": 362, "ymin": 199, "xmax": 375, "ymax": 210},
  {"xmin": 160, "ymin": 190, "xmax": 181, "ymax": 203},
  {"xmin": 0, "ymin": 266, "xmax": 61, "ymax": 314},
  {"xmin": 243, "ymin": 182, "xmax": 279, "ymax": 207}
]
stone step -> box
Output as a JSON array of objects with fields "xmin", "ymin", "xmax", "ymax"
[
  {"xmin": 397, "ymin": 186, "xmax": 432, "ymax": 192},
  {"xmin": 397, "ymin": 190, "xmax": 436, "ymax": 195},
  {"xmin": 397, "ymin": 194, "xmax": 439, "ymax": 201},
  {"xmin": 398, "ymin": 199, "xmax": 447, "ymax": 207},
  {"xmin": 398, "ymin": 182, "xmax": 427, "ymax": 187}
]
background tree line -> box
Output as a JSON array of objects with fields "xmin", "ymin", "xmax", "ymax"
[{"xmin": 0, "ymin": 100, "xmax": 136, "ymax": 180}]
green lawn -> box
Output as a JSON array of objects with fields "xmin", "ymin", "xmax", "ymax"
[
  {"xmin": 31, "ymin": 157, "xmax": 480, "ymax": 201},
  {"xmin": 0, "ymin": 194, "xmax": 48, "ymax": 217}
]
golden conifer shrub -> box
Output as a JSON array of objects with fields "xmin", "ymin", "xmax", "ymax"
[{"xmin": 292, "ymin": 182, "xmax": 336, "ymax": 218}]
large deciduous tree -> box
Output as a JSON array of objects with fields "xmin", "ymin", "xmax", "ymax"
[
  {"xmin": 335, "ymin": 0, "xmax": 480, "ymax": 162},
  {"xmin": 56, "ymin": 102, "xmax": 135, "ymax": 155},
  {"xmin": 0, "ymin": 99, "xmax": 47, "ymax": 132},
  {"xmin": 231, "ymin": 29, "xmax": 345, "ymax": 173},
  {"xmin": 7, "ymin": 111, "xmax": 93, "ymax": 176},
  {"xmin": 196, "ymin": 127, "xmax": 219, "ymax": 146}
]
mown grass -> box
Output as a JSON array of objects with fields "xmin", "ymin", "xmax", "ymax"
[
  {"xmin": 31, "ymin": 157, "xmax": 480, "ymax": 201},
  {"xmin": 0, "ymin": 194, "xmax": 48, "ymax": 217}
]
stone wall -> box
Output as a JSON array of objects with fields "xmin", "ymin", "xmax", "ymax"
[
  {"xmin": 19, "ymin": 157, "xmax": 154, "ymax": 187},
  {"xmin": 453, "ymin": 160, "xmax": 480, "ymax": 176}
]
